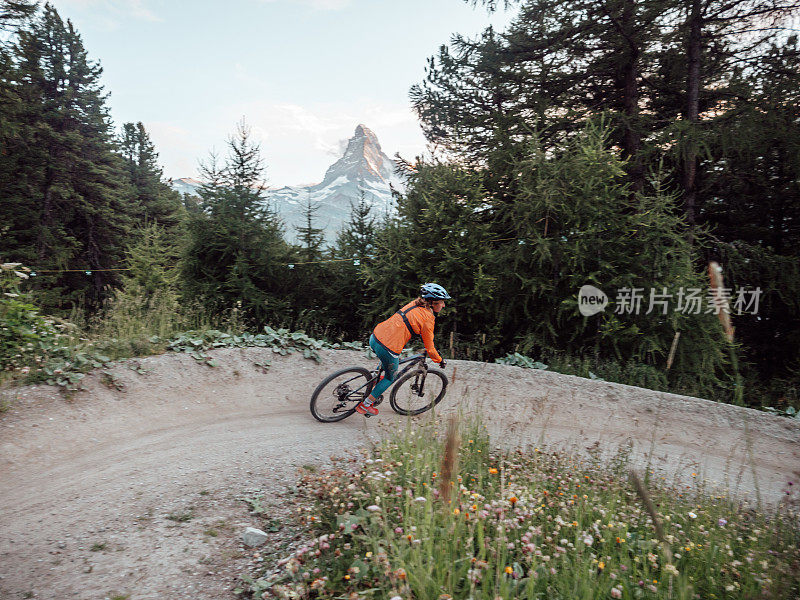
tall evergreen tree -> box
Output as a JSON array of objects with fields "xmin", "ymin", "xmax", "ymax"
[
  {"xmin": 698, "ymin": 35, "xmax": 800, "ymax": 390},
  {"xmin": 326, "ymin": 189, "xmax": 380, "ymax": 340},
  {"xmin": 0, "ymin": 0, "xmax": 36, "ymax": 32},
  {"xmin": 93, "ymin": 223, "xmax": 183, "ymax": 340},
  {"xmin": 647, "ymin": 0, "xmax": 800, "ymax": 238},
  {"xmin": 181, "ymin": 120, "xmax": 291, "ymax": 326},
  {"xmin": 0, "ymin": 1, "xmax": 36, "ymax": 136},
  {"xmin": 412, "ymin": 0, "xmax": 667, "ymax": 183},
  {"xmin": 0, "ymin": 3, "xmax": 133, "ymax": 311},
  {"xmin": 118, "ymin": 121, "xmax": 183, "ymax": 228},
  {"xmin": 417, "ymin": 0, "xmax": 798, "ymax": 210},
  {"xmin": 295, "ymin": 191, "xmax": 325, "ymax": 263},
  {"xmin": 364, "ymin": 160, "xmax": 500, "ymax": 356},
  {"xmin": 336, "ymin": 188, "xmax": 377, "ymax": 260}
]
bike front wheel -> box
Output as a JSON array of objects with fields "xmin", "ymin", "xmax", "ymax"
[
  {"xmin": 310, "ymin": 367, "xmax": 374, "ymax": 423},
  {"xmin": 389, "ymin": 368, "xmax": 448, "ymax": 416}
]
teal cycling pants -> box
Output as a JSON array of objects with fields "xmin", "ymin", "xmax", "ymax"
[{"xmin": 369, "ymin": 333, "xmax": 398, "ymax": 399}]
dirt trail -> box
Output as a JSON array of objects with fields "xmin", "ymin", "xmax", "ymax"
[{"xmin": 1, "ymin": 348, "xmax": 798, "ymax": 599}]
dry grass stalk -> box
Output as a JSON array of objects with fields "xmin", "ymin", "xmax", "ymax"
[
  {"xmin": 708, "ymin": 261, "xmax": 735, "ymax": 342},
  {"xmin": 437, "ymin": 415, "xmax": 461, "ymax": 504},
  {"xmin": 629, "ymin": 469, "xmax": 673, "ymax": 563},
  {"xmin": 666, "ymin": 331, "xmax": 681, "ymax": 370}
]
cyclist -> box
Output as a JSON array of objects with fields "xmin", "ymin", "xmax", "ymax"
[{"xmin": 356, "ymin": 283, "xmax": 450, "ymax": 416}]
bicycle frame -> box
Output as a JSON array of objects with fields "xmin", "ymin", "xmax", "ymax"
[{"xmin": 341, "ymin": 353, "xmax": 428, "ymax": 401}]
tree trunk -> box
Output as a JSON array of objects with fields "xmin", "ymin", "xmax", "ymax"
[
  {"xmin": 621, "ymin": 0, "xmax": 644, "ymax": 194},
  {"xmin": 683, "ymin": 0, "xmax": 702, "ymax": 243}
]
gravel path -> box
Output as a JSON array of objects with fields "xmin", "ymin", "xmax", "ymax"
[{"xmin": 1, "ymin": 348, "xmax": 798, "ymax": 599}]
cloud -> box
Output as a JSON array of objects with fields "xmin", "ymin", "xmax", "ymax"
[{"xmin": 330, "ymin": 138, "xmax": 349, "ymax": 158}]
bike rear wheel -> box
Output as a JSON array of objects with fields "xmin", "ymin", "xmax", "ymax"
[
  {"xmin": 310, "ymin": 367, "xmax": 374, "ymax": 422},
  {"xmin": 389, "ymin": 368, "xmax": 448, "ymax": 416}
]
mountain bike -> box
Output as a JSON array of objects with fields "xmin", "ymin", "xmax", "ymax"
[{"xmin": 309, "ymin": 351, "xmax": 448, "ymax": 422}]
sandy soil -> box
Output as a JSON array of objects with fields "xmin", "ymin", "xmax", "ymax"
[{"xmin": 1, "ymin": 347, "xmax": 798, "ymax": 599}]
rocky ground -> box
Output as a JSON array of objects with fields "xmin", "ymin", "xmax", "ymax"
[{"xmin": 1, "ymin": 348, "xmax": 798, "ymax": 599}]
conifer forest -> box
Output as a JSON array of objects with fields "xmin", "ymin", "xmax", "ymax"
[{"xmin": 1, "ymin": 1, "xmax": 799, "ymax": 410}]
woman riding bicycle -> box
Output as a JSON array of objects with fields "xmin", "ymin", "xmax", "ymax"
[{"xmin": 356, "ymin": 283, "xmax": 451, "ymax": 416}]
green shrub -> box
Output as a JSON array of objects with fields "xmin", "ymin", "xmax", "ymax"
[{"xmin": 0, "ymin": 263, "xmax": 62, "ymax": 376}]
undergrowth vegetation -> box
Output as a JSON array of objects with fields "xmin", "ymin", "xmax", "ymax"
[
  {"xmin": 241, "ymin": 417, "xmax": 800, "ymax": 600},
  {"xmin": 2, "ymin": 257, "xmax": 797, "ymax": 420},
  {"xmin": 2, "ymin": 261, "xmax": 368, "ymax": 394}
]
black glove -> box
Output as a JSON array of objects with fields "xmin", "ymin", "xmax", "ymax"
[{"xmin": 438, "ymin": 359, "xmax": 447, "ymax": 369}]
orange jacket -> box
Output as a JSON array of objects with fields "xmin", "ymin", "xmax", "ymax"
[{"xmin": 373, "ymin": 300, "xmax": 443, "ymax": 364}]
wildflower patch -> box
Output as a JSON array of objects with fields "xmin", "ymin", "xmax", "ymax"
[{"xmin": 240, "ymin": 417, "xmax": 800, "ymax": 599}]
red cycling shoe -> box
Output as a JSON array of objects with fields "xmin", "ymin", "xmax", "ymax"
[{"xmin": 356, "ymin": 401, "xmax": 379, "ymax": 416}]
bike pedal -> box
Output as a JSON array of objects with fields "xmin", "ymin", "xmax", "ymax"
[{"xmin": 364, "ymin": 413, "xmax": 373, "ymax": 418}]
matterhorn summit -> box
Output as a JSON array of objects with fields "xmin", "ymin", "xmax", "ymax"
[
  {"xmin": 320, "ymin": 124, "xmax": 397, "ymax": 187},
  {"xmin": 267, "ymin": 124, "xmax": 404, "ymax": 243},
  {"xmin": 171, "ymin": 124, "xmax": 404, "ymax": 243}
]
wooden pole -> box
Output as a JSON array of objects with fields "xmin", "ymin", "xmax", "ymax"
[
  {"xmin": 666, "ymin": 331, "xmax": 680, "ymax": 371},
  {"xmin": 708, "ymin": 261, "xmax": 743, "ymax": 405},
  {"xmin": 708, "ymin": 261, "xmax": 734, "ymax": 342},
  {"xmin": 449, "ymin": 331, "xmax": 454, "ymax": 359}
]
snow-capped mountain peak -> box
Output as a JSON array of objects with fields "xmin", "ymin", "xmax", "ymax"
[
  {"xmin": 320, "ymin": 124, "xmax": 395, "ymax": 187},
  {"xmin": 171, "ymin": 125, "xmax": 404, "ymax": 244}
]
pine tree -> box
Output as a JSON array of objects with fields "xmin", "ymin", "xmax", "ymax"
[
  {"xmin": 417, "ymin": 0, "xmax": 798, "ymax": 212},
  {"xmin": 698, "ymin": 35, "xmax": 800, "ymax": 394},
  {"xmin": 0, "ymin": 0, "xmax": 35, "ymax": 31},
  {"xmin": 0, "ymin": 3, "xmax": 133, "ymax": 311},
  {"xmin": 93, "ymin": 223, "xmax": 183, "ymax": 340},
  {"xmin": 492, "ymin": 123, "xmax": 733, "ymax": 397},
  {"xmin": 295, "ymin": 191, "xmax": 325, "ymax": 263},
  {"xmin": 0, "ymin": 1, "xmax": 35, "ymax": 137},
  {"xmin": 412, "ymin": 0, "xmax": 667, "ymax": 185},
  {"xmin": 336, "ymin": 188, "xmax": 376, "ymax": 260},
  {"xmin": 181, "ymin": 120, "xmax": 291, "ymax": 326},
  {"xmin": 118, "ymin": 121, "xmax": 183, "ymax": 228},
  {"xmin": 649, "ymin": 0, "xmax": 799, "ymax": 236},
  {"xmin": 364, "ymin": 160, "xmax": 500, "ymax": 356},
  {"xmin": 324, "ymin": 189, "xmax": 380, "ymax": 339}
]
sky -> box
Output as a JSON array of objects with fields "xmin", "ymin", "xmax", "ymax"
[{"xmin": 46, "ymin": 0, "xmax": 514, "ymax": 187}]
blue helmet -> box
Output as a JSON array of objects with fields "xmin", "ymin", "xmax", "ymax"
[{"xmin": 420, "ymin": 282, "xmax": 451, "ymax": 300}]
